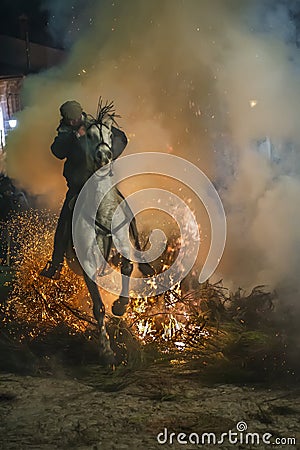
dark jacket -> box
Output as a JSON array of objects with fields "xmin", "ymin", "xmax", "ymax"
[{"xmin": 51, "ymin": 118, "xmax": 127, "ymax": 191}]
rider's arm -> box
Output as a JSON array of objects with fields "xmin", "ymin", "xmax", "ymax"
[
  {"xmin": 51, "ymin": 130, "xmax": 81, "ymax": 160},
  {"xmin": 111, "ymin": 126, "xmax": 128, "ymax": 160}
]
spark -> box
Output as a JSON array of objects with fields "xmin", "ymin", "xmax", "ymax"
[
  {"xmin": 2, "ymin": 210, "xmax": 218, "ymax": 354},
  {"xmin": 3, "ymin": 210, "xmax": 90, "ymax": 338}
]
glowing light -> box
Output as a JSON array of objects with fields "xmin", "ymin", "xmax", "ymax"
[
  {"xmin": 9, "ymin": 119, "xmax": 17, "ymax": 129},
  {"xmin": 0, "ymin": 106, "xmax": 5, "ymax": 146},
  {"xmin": 250, "ymin": 100, "xmax": 258, "ymax": 108}
]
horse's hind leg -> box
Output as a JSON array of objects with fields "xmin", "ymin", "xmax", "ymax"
[
  {"xmin": 83, "ymin": 272, "xmax": 115, "ymax": 364},
  {"xmin": 112, "ymin": 256, "xmax": 133, "ymax": 316}
]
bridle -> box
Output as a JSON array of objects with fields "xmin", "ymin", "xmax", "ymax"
[
  {"xmin": 84, "ymin": 116, "xmax": 113, "ymax": 177},
  {"xmin": 86, "ymin": 116, "xmax": 112, "ymax": 151},
  {"xmin": 82, "ymin": 108, "xmax": 129, "ymax": 236}
]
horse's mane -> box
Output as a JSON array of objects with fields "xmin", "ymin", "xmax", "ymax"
[{"xmin": 95, "ymin": 97, "xmax": 121, "ymax": 127}]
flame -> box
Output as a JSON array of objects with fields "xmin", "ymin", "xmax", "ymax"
[
  {"xmin": 2, "ymin": 210, "xmax": 219, "ymax": 352},
  {"xmin": 3, "ymin": 210, "xmax": 92, "ymax": 338}
]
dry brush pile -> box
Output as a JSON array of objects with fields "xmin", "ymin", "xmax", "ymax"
[{"xmin": 0, "ymin": 210, "xmax": 299, "ymax": 383}]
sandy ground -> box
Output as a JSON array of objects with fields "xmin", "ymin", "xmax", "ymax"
[{"xmin": 0, "ymin": 364, "xmax": 299, "ymax": 450}]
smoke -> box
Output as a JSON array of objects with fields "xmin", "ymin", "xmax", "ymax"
[
  {"xmin": 5, "ymin": 0, "xmax": 300, "ymax": 297},
  {"xmin": 40, "ymin": 0, "xmax": 96, "ymax": 48}
]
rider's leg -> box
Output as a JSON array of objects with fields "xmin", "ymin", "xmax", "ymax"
[{"xmin": 40, "ymin": 190, "xmax": 73, "ymax": 279}]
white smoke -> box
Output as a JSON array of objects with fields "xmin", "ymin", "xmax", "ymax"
[{"xmin": 5, "ymin": 0, "xmax": 300, "ymax": 299}]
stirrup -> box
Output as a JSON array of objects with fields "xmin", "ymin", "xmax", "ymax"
[{"xmin": 40, "ymin": 261, "xmax": 63, "ymax": 280}]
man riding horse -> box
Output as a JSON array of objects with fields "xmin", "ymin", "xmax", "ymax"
[
  {"xmin": 39, "ymin": 100, "xmax": 155, "ymax": 362},
  {"xmin": 40, "ymin": 100, "xmax": 128, "ymax": 280}
]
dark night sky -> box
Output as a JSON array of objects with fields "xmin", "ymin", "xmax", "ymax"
[
  {"xmin": 0, "ymin": 0, "xmax": 94, "ymax": 49},
  {"xmin": 1, "ymin": 0, "xmax": 300, "ymax": 49},
  {"xmin": 0, "ymin": 0, "xmax": 52, "ymax": 45}
]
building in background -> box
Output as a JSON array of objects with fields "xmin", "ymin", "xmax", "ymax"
[
  {"xmin": 0, "ymin": 34, "xmax": 65, "ymax": 151},
  {"xmin": 0, "ymin": 75, "xmax": 23, "ymax": 149}
]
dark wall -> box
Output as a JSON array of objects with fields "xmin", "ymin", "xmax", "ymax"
[{"xmin": 0, "ymin": 35, "xmax": 65, "ymax": 74}]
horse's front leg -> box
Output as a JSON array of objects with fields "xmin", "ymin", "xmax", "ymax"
[
  {"xmin": 83, "ymin": 272, "xmax": 115, "ymax": 364},
  {"xmin": 112, "ymin": 256, "xmax": 133, "ymax": 316}
]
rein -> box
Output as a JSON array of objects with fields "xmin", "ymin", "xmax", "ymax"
[
  {"xmin": 85, "ymin": 117, "xmax": 113, "ymax": 151},
  {"xmin": 84, "ymin": 116, "xmax": 114, "ymax": 177},
  {"xmin": 83, "ymin": 115, "xmax": 129, "ymax": 236},
  {"xmin": 95, "ymin": 217, "xmax": 130, "ymax": 237}
]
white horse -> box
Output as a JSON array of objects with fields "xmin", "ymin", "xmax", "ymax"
[{"xmin": 67, "ymin": 103, "xmax": 154, "ymax": 363}]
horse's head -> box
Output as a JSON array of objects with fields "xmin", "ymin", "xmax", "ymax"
[{"xmin": 86, "ymin": 114, "xmax": 113, "ymax": 172}]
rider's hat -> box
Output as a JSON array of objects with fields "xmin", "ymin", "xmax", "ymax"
[{"xmin": 60, "ymin": 100, "xmax": 83, "ymax": 121}]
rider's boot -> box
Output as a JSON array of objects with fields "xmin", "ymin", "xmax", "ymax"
[
  {"xmin": 40, "ymin": 261, "xmax": 63, "ymax": 280},
  {"xmin": 138, "ymin": 262, "xmax": 155, "ymax": 277}
]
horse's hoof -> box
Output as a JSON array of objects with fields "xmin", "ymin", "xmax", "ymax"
[
  {"xmin": 112, "ymin": 298, "xmax": 128, "ymax": 316},
  {"xmin": 138, "ymin": 262, "xmax": 155, "ymax": 277}
]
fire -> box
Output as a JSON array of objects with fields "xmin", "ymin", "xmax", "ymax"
[
  {"xmin": 125, "ymin": 280, "xmax": 212, "ymax": 350},
  {"xmin": 2, "ymin": 210, "xmax": 218, "ymax": 353},
  {"xmin": 3, "ymin": 210, "xmax": 92, "ymax": 338}
]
